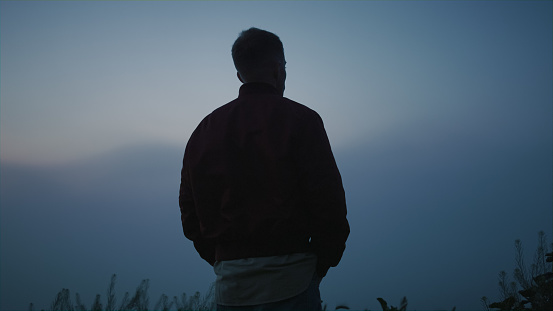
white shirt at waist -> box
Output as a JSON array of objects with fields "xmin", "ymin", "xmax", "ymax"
[{"xmin": 213, "ymin": 252, "xmax": 317, "ymax": 306}]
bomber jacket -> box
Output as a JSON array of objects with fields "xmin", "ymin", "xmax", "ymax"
[{"xmin": 179, "ymin": 82, "xmax": 349, "ymax": 277}]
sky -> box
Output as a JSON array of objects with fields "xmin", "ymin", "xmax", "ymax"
[{"xmin": 1, "ymin": 1, "xmax": 552, "ymax": 310}]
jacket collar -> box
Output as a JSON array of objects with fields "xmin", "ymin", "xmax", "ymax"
[{"xmin": 238, "ymin": 82, "xmax": 281, "ymax": 97}]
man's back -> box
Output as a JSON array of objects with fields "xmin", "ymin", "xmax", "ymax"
[{"xmin": 180, "ymin": 82, "xmax": 348, "ymax": 273}]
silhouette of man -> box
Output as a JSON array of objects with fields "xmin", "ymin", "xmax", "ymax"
[{"xmin": 179, "ymin": 27, "xmax": 349, "ymax": 311}]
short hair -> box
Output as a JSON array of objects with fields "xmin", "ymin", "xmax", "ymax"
[{"xmin": 231, "ymin": 27, "xmax": 285, "ymax": 81}]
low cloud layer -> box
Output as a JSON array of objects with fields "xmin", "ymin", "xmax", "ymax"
[{"xmin": 2, "ymin": 120, "xmax": 551, "ymax": 310}]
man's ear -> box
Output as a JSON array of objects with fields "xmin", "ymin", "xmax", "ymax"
[{"xmin": 237, "ymin": 72, "xmax": 244, "ymax": 83}]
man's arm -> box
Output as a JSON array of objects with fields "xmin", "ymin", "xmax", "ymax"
[
  {"xmin": 297, "ymin": 112, "xmax": 350, "ymax": 277},
  {"xmin": 179, "ymin": 156, "xmax": 216, "ymax": 265}
]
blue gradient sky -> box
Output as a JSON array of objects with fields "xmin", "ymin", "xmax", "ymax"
[{"xmin": 1, "ymin": 1, "xmax": 552, "ymax": 310}]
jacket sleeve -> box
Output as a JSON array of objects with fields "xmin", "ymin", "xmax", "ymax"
[
  {"xmin": 179, "ymin": 152, "xmax": 216, "ymax": 266},
  {"xmin": 297, "ymin": 112, "xmax": 350, "ymax": 277}
]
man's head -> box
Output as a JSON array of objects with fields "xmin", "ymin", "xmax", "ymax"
[{"xmin": 232, "ymin": 27, "xmax": 286, "ymax": 95}]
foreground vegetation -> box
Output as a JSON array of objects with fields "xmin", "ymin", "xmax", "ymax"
[
  {"xmin": 29, "ymin": 232, "xmax": 551, "ymax": 311},
  {"xmin": 29, "ymin": 274, "xmax": 215, "ymax": 311},
  {"xmin": 481, "ymin": 231, "xmax": 552, "ymax": 310}
]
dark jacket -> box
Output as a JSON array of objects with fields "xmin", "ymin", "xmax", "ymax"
[{"xmin": 179, "ymin": 82, "xmax": 349, "ymax": 276}]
